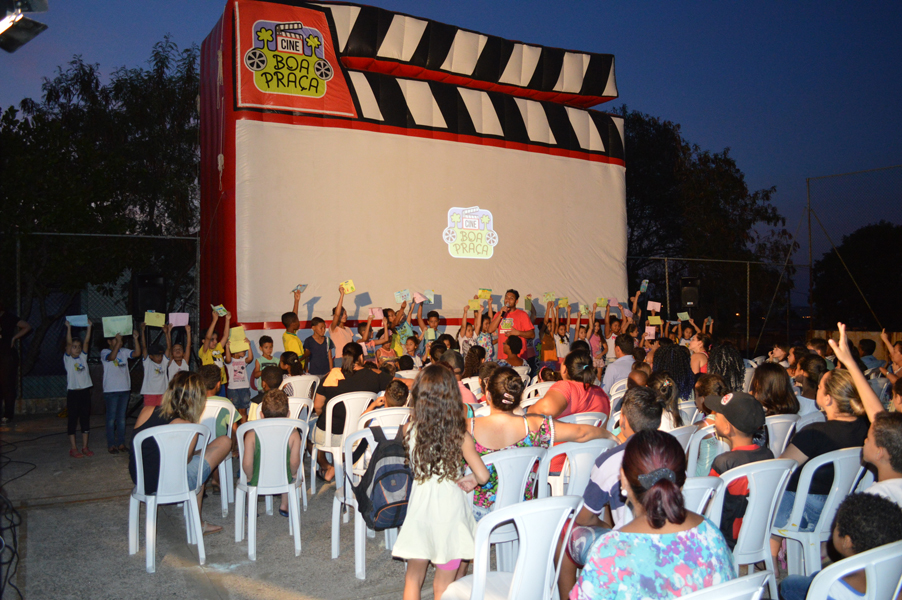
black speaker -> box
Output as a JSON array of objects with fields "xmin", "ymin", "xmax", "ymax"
[
  {"xmin": 132, "ymin": 273, "xmax": 166, "ymax": 321},
  {"xmin": 680, "ymin": 277, "xmax": 700, "ymax": 309}
]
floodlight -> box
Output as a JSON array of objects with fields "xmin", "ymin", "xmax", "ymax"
[{"xmin": 0, "ymin": 0, "xmax": 48, "ymax": 53}]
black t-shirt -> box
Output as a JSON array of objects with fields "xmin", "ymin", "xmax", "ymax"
[
  {"xmin": 710, "ymin": 444, "xmax": 774, "ymax": 548},
  {"xmin": 128, "ymin": 407, "xmax": 176, "ymax": 494},
  {"xmin": 0, "ymin": 311, "xmax": 21, "ymax": 356},
  {"xmin": 786, "ymin": 417, "xmax": 870, "ymax": 495},
  {"xmin": 316, "ymin": 369, "xmax": 394, "ymax": 434}
]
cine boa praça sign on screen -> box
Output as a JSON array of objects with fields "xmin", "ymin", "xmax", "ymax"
[{"xmin": 444, "ymin": 206, "xmax": 498, "ymax": 260}]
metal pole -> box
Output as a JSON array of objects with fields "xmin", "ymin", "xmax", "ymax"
[
  {"xmin": 664, "ymin": 258, "xmax": 670, "ymax": 320},
  {"xmin": 746, "ymin": 261, "xmax": 750, "ymax": 358},
  {"xmin": 807, "ymin": 178, "xmax": 813, "ymax": 331},
  {"xmin": 194, "ymin": 237, "xmax": 201, "ymax": 370},
  {"xmin": 16, "ymin": 234, "xmax": 21, "ymax": 404}
]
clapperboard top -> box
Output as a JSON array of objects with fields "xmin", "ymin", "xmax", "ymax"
[{"xmin": 312, "ymin": 1, "xmax": 618, "ymax": 109}]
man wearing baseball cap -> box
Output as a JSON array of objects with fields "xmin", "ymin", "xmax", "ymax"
[{"xmin": 705, "ymin": 391, "xmax": 773, "ymax": 549}]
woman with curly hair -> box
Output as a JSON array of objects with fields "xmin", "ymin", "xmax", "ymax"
[
  {"xmin": 707, "ymin": 342, "xmax": 746, "ymax": 393},
  {"xmin": 651, "ymin": 345, "xmax": 694, "ymax": 401},
  {"xmin": 460, "ymin": 345, "xmax": 486, "ymax": 379},
  {"xmin": 128, "ymin": 371, "xmax": 233, "ymax": 535},
  {"xmin": 392, "ymin": 365, "xmax": 490, "ymax": 600}
]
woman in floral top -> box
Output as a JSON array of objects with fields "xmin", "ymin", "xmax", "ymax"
[
  {"xmin": 571, "ymin": 429, "xmax": 735, "ymax": 599},
  {"xmin": 469, "ymin": 367, "xmax": 612, "ymax": 520}
]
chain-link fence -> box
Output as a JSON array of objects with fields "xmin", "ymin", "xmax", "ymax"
[
  {"xmin": 807, "ymin": 164, "xmax": 902, "ymax": 332},
  {"xmin": 626, "ymin": 256, "xmax": 805, "ymax": 358},
  {"xmin": 3, "ymin": 233, "xmax": 199, "ymax": 414}
]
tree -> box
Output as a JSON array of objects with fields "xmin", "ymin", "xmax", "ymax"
[
  {"xmin": 812, "ymin": 221, "xmax": 902, "ymax": 331},
  {"xmin": 0, "ymin": 37, "xmax": 200, "ymax": 376},
  {"xmin": 616, "ymin": 105, "xmax": 798, "ymax": 338}
]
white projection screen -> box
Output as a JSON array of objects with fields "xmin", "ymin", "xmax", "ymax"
[
  {"xmin": 200, "ymin": 0, "xmax": 627, "ymax": 336},
  {"xmin": 234, "ymin": 120, "xmax": 626, "ymax": 324}
]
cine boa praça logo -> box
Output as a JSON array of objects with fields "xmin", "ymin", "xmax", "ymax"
[
  {"xmin": 444, "ymin": 207, "xmax": 498, "ymax": 259},
  {"xmin": 244, "ymin": 21, "xmax": 334, "ymax": 97}
]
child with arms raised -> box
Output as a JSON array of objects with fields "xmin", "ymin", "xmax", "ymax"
[
  {"xmin": 330, "ymin": 285, "xmax": 354, "ymax": 368},
  {"xmin": 200, "ymin": 309, "xmax": 230, "ymax": 393},
  {"xmin": 167, "ymin": 324, "xmax": 192, "ymax": 379},
  {"xmin": 64, "ymin": 319, "xmax": 94, "ymax": 458},
  {"xmin": 139, "ymin": 322, "xmax": 171, "ymax": 407},
  {"xmin": 224, "ymin": 334, "xmax": 254, "ymax": 420},
  {"xmin": 392, "ymin": 365, "xmax": 490, "ymax": 600},
  {"xmin": 282, "ymin": 290, "xmax": 305, "ymax": 371},
  {"xmin": 101, "ymin": 328, "xmax": 140, "ymax": 454}
]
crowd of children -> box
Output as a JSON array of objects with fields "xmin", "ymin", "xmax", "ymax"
[{"xmin": 56, "ymin": 282, "xmax": 902, "ymax": 599}]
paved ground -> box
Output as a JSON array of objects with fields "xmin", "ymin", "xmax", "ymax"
[{"xmin": 0, "ymin": 414, "xmax": 435, "ymax": 600}]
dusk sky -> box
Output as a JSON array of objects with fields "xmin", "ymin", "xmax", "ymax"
[{"xmin": 2, "ymin": 1, "xmax": 900, "ymax": 300}]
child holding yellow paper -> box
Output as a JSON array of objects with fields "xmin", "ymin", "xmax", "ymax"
[
  {"xmin": 224, "ymin": 331, "xmax": 254, "ymax": 419},
  {"xmin": 200, "ymin": 308, "xmax": 230, "ymax": 392}
]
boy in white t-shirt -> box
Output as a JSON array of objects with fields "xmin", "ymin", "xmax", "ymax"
[
  {"xmin": 602, "ymin": 304, "xmax": 622, "ymax": 365},
  {"xmin": 64, "ymin": 320, "xmax": 94, "ymax": 458},
  {"xmin": 138, "ymin": 322, "xmax": 171, "ymax": 407},
  {"xmin": 224, "ymin": 335, "xmax": 254, "ymax": 420},
  {"xmin": 863, "ymin": 412, "xmax": 902, "ymax": 507},
  {"xmin": 167, "ymin": 324, "xmax": 191, "ymax": 380},
  {"xmin": 100, "ymin": 328, "xmax": 141, "ymax": 454}
]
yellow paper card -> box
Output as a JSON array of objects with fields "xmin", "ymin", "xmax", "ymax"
[
  {"xmin": 229, "ymin": 326, "xmax": 250, "ymax": 353},
  {"xmin": 144, "ymin": 311, "xmax": 165, "ymax": 328},
  {"xmin": 468, "ymin": 299, "xmax": 481, "ymax": 310},
  {"xmin": 648, "ymin": 316, "xmax": 663, "ymax": 325},
  {"xmin": 558, "ymin": 297, "xmax": 569, "ymax": 308},
  {"xmin": 477, "ymin": 288, "xmax": 492, "ymax": 300},
  {"xmin": 340, "ymin": 279, "xmax": 355, "ymax": 294}
]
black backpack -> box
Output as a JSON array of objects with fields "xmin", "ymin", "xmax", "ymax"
[{"xmin": 349, "ymin": 425, "xmax": 413, "ymax": 531}]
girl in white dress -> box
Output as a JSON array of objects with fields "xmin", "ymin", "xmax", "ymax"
[{"xmin": 392, "ymin": 365, "xmax": 490, "ymax": 600}]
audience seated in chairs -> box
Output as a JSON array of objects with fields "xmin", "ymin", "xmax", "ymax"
[{"xmin": 129, "ymin": 371, "xmax": 232, "ymax": 535}]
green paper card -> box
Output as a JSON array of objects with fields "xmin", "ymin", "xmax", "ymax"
[
  {"xmin": 596, "ymin": 297, "xmax": 608, "ymax": 308},
  {"xmin": 543, "ymin": 292, "xmax": 556, "ymax": 304},
  {"xmin": 211, "ymin": 304, "xmax": 227, "ymax": 317},
  {"xmin": 579, "ymin": 304, "xmax": 589, "ymax": 316},
  {"xmin": 524, "ymin": 296, "xmax": 533, "ymax": 312},
  {"xmin": 424, "ymin": 290, "xmax": 435, "ymax": 303},
  {"xmin": 677, "ymin": 312, "xmax": 690, "ymax": 321},
  {"xmin": 102, "ymin": 316, "xmax": 133, "ymax": 338}
]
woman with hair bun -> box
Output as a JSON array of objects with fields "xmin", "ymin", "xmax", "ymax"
[
  {"xmin": 571, "ymin": 429, "xmax": 735, "ymax": 599},
  {"xmin": 468, "ymin": 367, "xmax": 611, "ymax": 520},
  {"xmin": 530, "ymin": 349, "xmax": 610, "ymax": 420}
]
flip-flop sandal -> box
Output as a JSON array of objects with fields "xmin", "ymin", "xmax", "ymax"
[
  {"xmin": 108, "ymin": 447, "xmax": 119, "ymax": 454},
  {"xmin": 279, "ymin": 508, "xmax": 289, "ymax": 517}
]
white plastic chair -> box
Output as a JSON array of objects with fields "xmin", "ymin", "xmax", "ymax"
[
  {"xmin": 512, "ymin": 365, "xmax": 530, "ymax": 383},
  {"xmin": 394, "ymin": 369, "xmax": 419, "ymax": 379},
  {"xmin": 678, "ymin": 400, "xmax": 698, "ymax": 426},
  {"xmin": 608, "ymin": 377, "xmax": 629, "ymax": 411},
  {"xmin": 128, "ymin": 423, "xmax": 211, "ymax": 573},
  {"xmin": 709, "ymin": 458, "xmax": 795, "ymax": 599},
  {"xmin": 332, "ymin": 425, "xmax": 402, "ymax": 580},
  {"xmin": 870, "ymin": 377, "xmax": 892, "ymax": 402},
  {"xmin": 765, "ymin": 413, "xmax": 799, "ymax": 457},
  {"xmin": 557, "ymin": 411, "xmax": 608, "ymax": 428},
  {"xmin": 681, "ymin": 476, "xmax": 724, "ymax": 519},
  {"xmin": 199, "ymin": 398, "xmax": 237, "ymax": 517},
  {"xmin": 686, "ymin": 424, "xmax": 730, "ymax": 476},
  {"xmin": 476, "ymin": 447, "xmax": 547, "ymax": 572},
  {"xmin": 461, "ymin": 376, "xmax": 483, "ymax": 399},
  {"xmin": 536, "ymin": 439, "xmax": 616, "ymax": 498},
  {"xmin": 441, "ymin": 495, "xmax": 581, "ymax": 600},
  {"xmin": 279, "ymin": 374, "xmax": 319, "ymax": 400},
  {"xmin": 853, "ymin": 465, "xmax": 876, "ymax": 493},
  {"xmin": 473, "ymin": 402, "xmax": 492, "ymax": 417},
  {"xmin": 678, "ymin": 570, "xmax": 770, "ymax": 600},
  {"xmin": 806, "ymin": 539, "xmax": 902, "ymax": 600},
  {"xmin": 522, "ymin": 381, "xmax": 554, "ymax": 404},
  {"xmin": 357, "ymin": 406, "xmax": 410, "ymax": 430},
  {"xmin": 606, "ymin": 410, "xmax": 622, "ymax": 433},
  {"xmin": 771, "ymin": 447, "xmax": 863, "ymax": 577},
  {"xmin": 667, "ymin": 424, "xmax": 699, "ymax": 452},
  {"xmin": 287, "ymin": 396, "xmax": 315, "ymax": 422},
  {"xmin": 310, "ymin": 391, "xmax": 377, "ymax": 494},
  {"xmin": 795, "ymin": 409, "xmax": 826, "ymax": 431},
  {"xmin": 750, "ymin": 356, "xmax": 766, "ymax": 367},
  {"xmin": 863, "ymin": 366, "xmax": 880, "ymax": 379},
  {"xmin": 234, "ymin": 418, "xmax": 308, "ymax": 560},
  {"xmin": 742, "ymin": 365, "xmax": 756, "ymax": 393}
]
